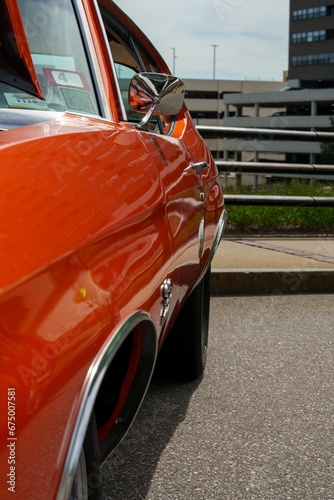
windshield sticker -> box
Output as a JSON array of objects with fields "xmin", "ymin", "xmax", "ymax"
[
  {"xmin": 4, "ymin": 93, "xmax": 49, "ymax": 111},
  {"xmin": 60, "ymin": 88, "xmax": 96, "ymax": 115},
  {"xmin": 43, "ymin": 69, "xmax": 90, "ymax": 91}
]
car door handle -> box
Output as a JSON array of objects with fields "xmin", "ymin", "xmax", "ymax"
[{"xmin": 191, "ymin": 162, "xmax": 210, "ymax": 175}]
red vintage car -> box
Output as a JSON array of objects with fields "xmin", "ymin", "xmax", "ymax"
[{"xmin": 0, "ymin": 0, "xmax": 226, "ymax": 498}]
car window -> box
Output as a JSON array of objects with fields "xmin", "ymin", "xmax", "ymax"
[
  {"xmin": 115, "ymin": 64, "xmax": 141, "ymax": 121},
  {"xmin": 98, "ymin": 4, "xmax": 174, "ymax": 135},
  {"xmin": 3, "ymin": 0, "xmax": 100, "ymax": 116}
]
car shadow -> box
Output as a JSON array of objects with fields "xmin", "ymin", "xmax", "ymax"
[{"xmin": 101, "ymin": 375, "xmax": 202, "ymax": 500}]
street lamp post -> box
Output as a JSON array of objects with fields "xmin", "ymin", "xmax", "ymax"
[
  {"xmin": 211, "ymin": 44, "xmax": 218, "ymax": 80},
  {"xmin": 171, "ymin": 47, "xmax": 177, "ymax": 74}
]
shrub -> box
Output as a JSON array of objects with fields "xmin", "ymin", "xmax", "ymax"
[{"xmin": 224, "ymin": 181, "xmax": 334, "ymax": 234}]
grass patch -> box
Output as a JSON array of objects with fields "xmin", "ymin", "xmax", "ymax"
[{"xmin": 224, "ymin": 181, "xmax": 334, "ymax": 234}]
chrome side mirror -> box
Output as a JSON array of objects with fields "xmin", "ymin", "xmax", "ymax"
[{"xmin": 128, "ymin": 72, "xmax": 185, "ymax": 130}]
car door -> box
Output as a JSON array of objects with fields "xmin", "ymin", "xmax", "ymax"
[
  {"xmin": 96, "ymin": 2, "xmax": 206, "ymax": 310},
  {"xmin": 142, "ymin": 129, "xmax": 206, "ymax": 291}
]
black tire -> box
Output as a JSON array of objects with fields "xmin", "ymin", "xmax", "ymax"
[
  {"xmin": 70, "ymin": 412, "xmax": 101, "ymax": 500},
  {"xmin": 156, "ymin": 266, "xmax": 211, "ymax": 381}
]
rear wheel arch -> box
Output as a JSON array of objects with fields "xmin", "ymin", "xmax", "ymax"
[{"xmin": 56, "ymin": 311, "xmax": 157, "ymax": 500}]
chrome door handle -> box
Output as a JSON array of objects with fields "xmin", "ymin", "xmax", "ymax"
[{"xmin": 191, "ymin": 162, "xmax": 210, "ymax": 175}]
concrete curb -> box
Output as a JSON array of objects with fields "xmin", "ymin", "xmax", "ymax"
[{"xmin": 211, "ymin": 268, "xmax": 334, "ymax": 295}]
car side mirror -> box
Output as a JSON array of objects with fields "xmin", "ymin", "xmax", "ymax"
[{"xmin": 129, "ymin": 72, "xmax": 185, "ymax": 130}]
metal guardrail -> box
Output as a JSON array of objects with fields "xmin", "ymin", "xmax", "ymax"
[
  {"xmin": 196, "ymin": 125, "xmax": 334, "ymax": 207},
  {"xmin": 215, "ymin": 161, "xmax": 334, "ymax": 177},
  {"xmin": 196, "ymin": 125, "xmax": 334, "ymax": 143},
  {"xmin": 224, "ymin": 195, "xmax": 334, "ymax": 207}
]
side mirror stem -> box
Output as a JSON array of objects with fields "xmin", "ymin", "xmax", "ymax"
[{"xmin": 137, "ymin": 102, "xmax": 157, "ymax": 130}]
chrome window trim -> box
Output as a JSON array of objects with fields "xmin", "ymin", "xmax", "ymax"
[
  {"xmin": 93, "ymin": 0, "xmax": 128, "ymax": 121},
  {"xmin": 72, "ymin": 0, "xmax": 113, "ymax": 121},
  {"xmin": 56, "ymin": 310, "xmax": 157, "ymax": 500}
]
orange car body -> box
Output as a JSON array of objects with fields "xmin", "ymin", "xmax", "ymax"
[{"xmin": 0, "ymin": 0, "xmax": 225, "ymax": 498}]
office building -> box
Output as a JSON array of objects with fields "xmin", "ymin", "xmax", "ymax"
[{"xmin": 288, "ymin": 0, "xmax": 334, "ymax": 88}]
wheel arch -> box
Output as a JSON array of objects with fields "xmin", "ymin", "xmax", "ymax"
[{"xmin": 56, "ymin": 310, "xmax": 158, "ymax": 500}]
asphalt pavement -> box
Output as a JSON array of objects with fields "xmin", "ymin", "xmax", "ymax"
[
  {"xmin": 101, "ymin": 294, "xmax": 334, "ymax": 500},
  {"xmin": 211, "ymin": 235, "xmax": 334, "ymax": 295}
]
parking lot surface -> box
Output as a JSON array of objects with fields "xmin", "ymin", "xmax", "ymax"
[{"xmin": 102, "ymin": 294, "xmax": 334, "ymax": 500}]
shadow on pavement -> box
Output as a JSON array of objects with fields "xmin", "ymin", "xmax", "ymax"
[{"xmin": 101, "ymin": 376, "xmax": 201, "ymax": 500}]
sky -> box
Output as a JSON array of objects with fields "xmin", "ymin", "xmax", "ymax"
[{"xmin": 113, "ymin": 0, "xmax": 290, "ymax": 82}]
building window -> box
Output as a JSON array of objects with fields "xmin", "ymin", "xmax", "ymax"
[
  {"xmin": 292, "ymin": 30, "xmax": 326, "ymax": 43},
  {"xmin": 292, "ymin": 52, "xmax": 334, "ymax": 66},
  {"xmin": 292, "ymin": 6, "xmax": 327, "ymax": 21}
]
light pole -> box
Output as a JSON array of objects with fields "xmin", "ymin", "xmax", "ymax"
[
  {"xmin": 211, "ymin": 44, "xmax": 218, "ymax": 80},
  {"xmin": 171, "ymin": 47, "xmax": 177, "ymax": 74}
]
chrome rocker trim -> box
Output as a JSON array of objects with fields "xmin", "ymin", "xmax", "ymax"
[{"xmin": 208, "ymin": 208, "xmax": 228, "ymax": 265}]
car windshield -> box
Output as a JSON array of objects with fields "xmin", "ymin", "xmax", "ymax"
[{"xmin": 0, "ymin": 0, "xmax": 99, "ymax": 116}]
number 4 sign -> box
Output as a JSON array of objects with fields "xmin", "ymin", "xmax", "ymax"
[{"xmin": 43, "ymin": 68, "xmax": 90, "ymax": 91}]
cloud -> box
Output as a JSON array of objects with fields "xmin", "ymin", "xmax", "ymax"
[{"xmin": 113, "ymin": 0, "xmax": 289, "ymax": 81}]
